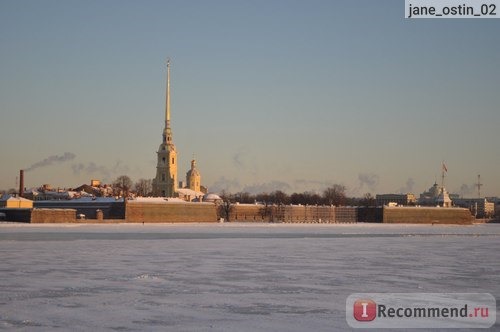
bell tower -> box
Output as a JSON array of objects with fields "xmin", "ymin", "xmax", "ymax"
[{"xmin": 152, "ymin": 59, "xmax": 177, "ymax": 197}]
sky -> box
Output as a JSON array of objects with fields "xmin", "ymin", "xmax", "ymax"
[{"xmin": 0, "ymin": 0, "xmax": 499, "ymax": 197}]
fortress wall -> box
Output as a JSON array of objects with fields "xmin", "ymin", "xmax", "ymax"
[
  {"xmin": 230, "ymin": 204, "xmax": 336, "ymax": 222},
  {"xmin": 31, "ymin": 209, "xmax": 77, "ymax": 223},
  {"xmin": 383, "ymin": 207, "xmax": 473, "ymax": 224},
  {"xmin": 230, "ymin": 205, "xmax": 267, "ymax": 222},
  {"xmin": 357, "ymin": 207, "xmax": 384, "ymax": 223},
  {"xmin": 126, "ymin": 202, "xmax": 217, "ymax": 223},
  {"xmin": 34, "ymin": 201, "xmax": 125, "ymax": 219},
  {"xmin": 334, "ymin": 207, "xmax": 357, "ymax": 223},
  {"xmin": 292, "ymin": 205, "xmax": 336, "ymax": 223},
  {"xmin": 232, "ymin": 205, "xmax": 342, "ymax": 223},
  {"xmin": 3, "ymin": 204, "xmax": 472, "ymax": 225},
  {"xmin": 230, "ymin": 205, "xmax": 473, "ymax": 224},
  {"xmin": 283, "ymin": 205, "xmax": 310, "ymax": 223},
  {"xmin": 0, "ymin": 208, "xmax": 32, "ymax": 223}
]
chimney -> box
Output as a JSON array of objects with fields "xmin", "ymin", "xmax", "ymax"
[{"xmin": 19, "ymin": 169, "xmax": 24, "ymax": 198}]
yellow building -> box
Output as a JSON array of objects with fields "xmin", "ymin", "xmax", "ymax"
[{"xmin": 0, "ymin": 195, "xmax": 33, "ymax": 208}]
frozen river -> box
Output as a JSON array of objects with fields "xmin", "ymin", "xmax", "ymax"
[{"xmin": 0, "ymin": 223, "xmax": 499, "ymax": 331}]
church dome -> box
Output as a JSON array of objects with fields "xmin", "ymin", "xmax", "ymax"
[
  {"xmin": 186, "ymin": 158, "xmax": 201, "ymax": 192},
  {"xmin": 187, "ymin": 159, "xmax": 201, "ymax": 178},
  {"xmin": 203, "ymin": 193, "xmax": 222, "ymax": 202}
]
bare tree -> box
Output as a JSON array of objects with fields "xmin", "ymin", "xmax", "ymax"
[
  {"xmin": 134, "ymin": 178, "xmax": 152, "ymax": 197},
  {"xmin": 270, "ymin": 190, "xmax": 290, "ymax": 205},
  {"xmin": 290, "ymin": 192, "xmax": 305, "ymax": 205},
  {"xmin": 323, "ymin": 185, "xmax": 346, "ymax": 206},
  {"xmin": 359, "ymin": 192, "xmax": 376, "ymax": 206},
  {"xmin": 234, "ymin": 191, "xmax": 254, "ymax": 204},
  {"xmin": 113, "ymin": 175, "xmax": 133, "ymax": 197},
  {"xmin": 218, "ymin": 190, "xmax": 234, "ymax": 222}
]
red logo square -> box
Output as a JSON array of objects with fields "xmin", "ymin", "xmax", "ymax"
[{"xmin": 353, "ymin": 299, "xmax": 376, "ymax": 321}]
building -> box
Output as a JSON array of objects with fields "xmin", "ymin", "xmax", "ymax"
[
  {"xmin": 486, "ymin": 197, "xmax": 500, "ymax": 217},
  {"xmin": 175, "ymin": 158, "xmax": 204, "ymax": 202},
  {"xmin": 152, "ymin": 60, "xmax": 178, "ymax": 197},
  {"xmin": 419, "ymin": 182, "xmax": 452, "ymax": 207},
  {"xmin": 376, "ymin": 193, "xmax": 416, "ymax": 206},
  {"xmin": 151, "ymin": 60, "xmax": 205, "ymax": 199},
  {"xmin": 0, "ymin": 195, "xmax": 33, "ymax": 208},
  {"xmin": 453, "ymin": 198, "xmax": 494, "ymax": 218},
  {"xmin": 186, "ymin": 158, "xmax": 201, "ymax": 193}
]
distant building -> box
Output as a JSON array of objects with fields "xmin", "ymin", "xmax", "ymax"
[
  {"xmin": 419, "ymin": 182, "xmax": 452, "ymax": 207},
  {"xmin": 0, "ymin": 195, "xmax": 33, "ymax": 208},
  {"xmin": 453, "ymin": 198, "xmax": 494, "ymax": 218},
  {"xmin": 486, "ymin": 197, "xmax": 500, "ymax": 217},
  {"xmin": 376, "ymin": 193, "xmax": 416, "ymax": 206}
]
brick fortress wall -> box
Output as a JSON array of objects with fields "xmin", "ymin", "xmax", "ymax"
[
  {"xmin": 383, "ymin": 207, "xmax": 473, "ymax": 224},
  {"xmin": 126, "ymin": 202, "xmax": 217, "ymax": 223}
]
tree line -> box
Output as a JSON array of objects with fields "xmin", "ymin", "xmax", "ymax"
[{"xmin": 219, "ymin": 185, "xmax": 376, "ymax": 207}]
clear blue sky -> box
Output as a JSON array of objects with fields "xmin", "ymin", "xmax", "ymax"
[{"xmin": 1, "ymin": 0, "xmax": 499, "ymax": 197}]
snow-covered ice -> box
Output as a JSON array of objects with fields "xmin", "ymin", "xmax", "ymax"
[{"xmin": 0, "ymin": 223, "xmax": 499, "ymax": 331}]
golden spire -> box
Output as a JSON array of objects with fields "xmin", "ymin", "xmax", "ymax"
[{"xmin": 164, "ymin": 58, "xmax": 173, "ymax": 145}]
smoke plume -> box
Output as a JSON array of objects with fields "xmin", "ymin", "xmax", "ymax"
[
  {"xmin": 71, "ymin": 160, "xmax": 129, "ymax": 182},
  {"xmin": 357, "ymin": 173, "xmax": 379, "ymax": 192},
  {"xmin": 458, "ymin": 183, "xmax": 475, "ymax": 197},
  {"xmin": 25, "ymin": 152, "xmax": 76, "ymax": 172},
  {"xmin": 399, "ymin": 178, "xmax": 415, "ymax": 194}
]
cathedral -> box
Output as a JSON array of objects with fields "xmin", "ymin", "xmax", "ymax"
[{"xmin": 152, "ymin": 60, "xmax": 203, "ymax": 198}]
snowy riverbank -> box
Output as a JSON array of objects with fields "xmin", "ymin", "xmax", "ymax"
[{"xmin": 1, "ymin": 223, "xmax": 499, "ymax": 331}]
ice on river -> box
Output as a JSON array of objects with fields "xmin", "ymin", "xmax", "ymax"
[{"xmin": 0, "ymin": 223, "xmax": 499, "ymax": 331}]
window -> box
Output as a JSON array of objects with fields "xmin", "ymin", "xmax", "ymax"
[
  {"xmin": 162, "ymin": 174, "xmax": 166, "ymax": 181},
  {"xmin": 162, "ymin": 157, "xmax": 166, "ymax": 164},
  {"xmin": 172, "ymin": 157, "xmax": 175, "ymax": 164}
]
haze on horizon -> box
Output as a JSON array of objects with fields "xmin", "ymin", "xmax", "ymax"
[{"xmin": 1, "ymin": 1, "xmax": 499, "ymax": 197}]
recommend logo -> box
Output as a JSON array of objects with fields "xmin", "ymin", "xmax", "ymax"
[
  {"xmin": 353, "ymin": 299, "xmax": 377, "ymax": 321},
  {"xmin": 346, "ymin": 293, "xmax": 496, "ymax": 328}
]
